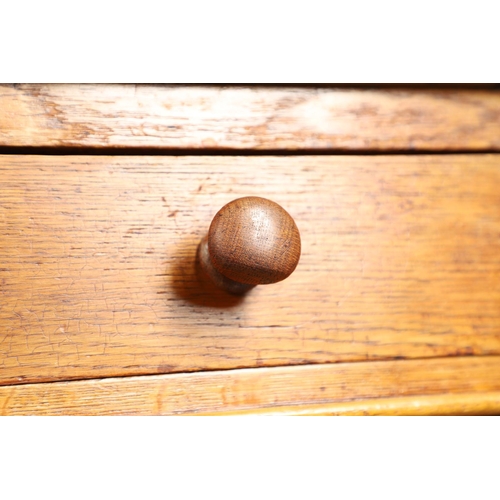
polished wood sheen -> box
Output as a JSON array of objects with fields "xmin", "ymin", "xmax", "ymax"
[
  {"xmin": 208, "ymin": 197, "xmax": 301, "ymax": 285},
  {"xmin": 1, "ymin": 155, "xmax": 500, "ymax": 387},
  {"xmin": 203, "ymin": 393, "xmax": 500, "ymax": 416},
  {"xmin": 1, "ymin": 85, "xmax": 500, "ymax": 151},
  {"xmin": 1, "ymin": 356, "xmax": 500, "ymax": 415}
]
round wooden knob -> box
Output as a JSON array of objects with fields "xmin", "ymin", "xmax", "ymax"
[{"xmin": 198, "ymin": 197, "xmax": 301, "ymax": 294}]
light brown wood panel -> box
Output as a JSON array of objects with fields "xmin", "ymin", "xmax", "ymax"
[
  {"xmin": 2, "ymin": 356, "xmax": 500, "ymax": 415},
  {"xmin": 1, "ymin": 84, "xmax": 500, "ymax": 151},
  {"xmin": 1, "ymin": 155, "xmax": 500, "ymax": 385},
  {"xmin": 202, "ymin": 393, "xmax": 500, "ymax": 416}
]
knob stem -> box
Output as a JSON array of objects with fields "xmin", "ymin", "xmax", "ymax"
[{"xmin": 198, "ymin": 236, "xmax": 255, "ymax": 295}]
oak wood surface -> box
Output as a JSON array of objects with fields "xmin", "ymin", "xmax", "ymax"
[
  {"xmin": 1, "ymin": 155, "xmax": 500, "ymax": 386},
  {"xmin": 1, "ymin": 356, "xmax": 500, "ymax": 415},
  {"xmin": 202, "ymin": 393, "xmax": 500, "ymax": 416},
  {"xmin": 1, "ymin": 84, "xmax": 500, "ymax": 151}
]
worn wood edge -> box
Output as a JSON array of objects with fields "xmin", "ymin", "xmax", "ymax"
[
  {"xmin": 1, "ymin": 84, "xmax": 500, "ymax": 151},
  {"xmin": 199, "ymin": 392, "xmax": 500, "ymax": 416},
  {"xmin": 2, "ymin": 356, "xmax": 500, "ymax": 415}
]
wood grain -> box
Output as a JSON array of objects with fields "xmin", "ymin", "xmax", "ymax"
[
  {"xmin": 201, "ymin": 393, "xmax": 500, "ymax": 416},
  {"xmin": 2, "ymin": 356, "xmax": 500, "ymax": 415},
  {"xmin": 1, "ymin": 155, "xmax": 500, "ymax": 385},
  {"xmin": 1, "ymin": 84, "xmax": 500, "ymax": 151}
]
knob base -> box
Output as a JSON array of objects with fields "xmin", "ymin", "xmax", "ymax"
[{"xmin": 197, "ymin": 236, "xmax": 255, "ymax": 295}]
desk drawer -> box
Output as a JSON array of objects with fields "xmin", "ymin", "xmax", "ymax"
[{"xmin": 1, "ymin": 154, "xmax": 499, "ymax": 387}]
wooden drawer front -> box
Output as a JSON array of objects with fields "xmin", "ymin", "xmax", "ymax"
[{"xmin": 1, "ymin": 154, "xmax": 499, "ymax": 386}]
